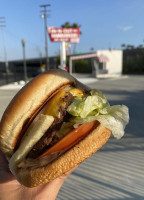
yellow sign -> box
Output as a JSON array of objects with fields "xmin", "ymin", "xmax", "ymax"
[{"xmin": 42, "ymin": 64, "xmax": 46, "ymax": 68}]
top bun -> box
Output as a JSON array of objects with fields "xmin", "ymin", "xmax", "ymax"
[{"xmin": 0, "ymin": 69, "xmax": 82, "ymax": 157}]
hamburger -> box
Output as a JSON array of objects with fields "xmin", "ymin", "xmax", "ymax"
[{"xmin": 0, "ymin": 69, "xmax": 129, "ymax": 187}]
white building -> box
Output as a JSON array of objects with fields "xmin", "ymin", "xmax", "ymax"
[
  {"xmin": 96, "ymin": 49, "xmax": 123, "ymax": 77},
  {"xmin": 69, "ymin": 49, "xmax": 123, "ymax": 77}
]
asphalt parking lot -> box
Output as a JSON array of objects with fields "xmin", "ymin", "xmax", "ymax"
[{"xmin": 0, "ymin": 75, "xmax": 144, "ymax": 200}]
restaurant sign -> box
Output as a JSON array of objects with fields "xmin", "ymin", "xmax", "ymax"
[{"xmin": 48, "ymin": 27, "xmax": 80, "ymax": 43}]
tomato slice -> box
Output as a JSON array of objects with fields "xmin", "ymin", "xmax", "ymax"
[{"xmin": 37, "ymin": 120, "xmax": 99, "ymax": 159}]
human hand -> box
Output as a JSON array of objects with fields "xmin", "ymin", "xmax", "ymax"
[{"xmin": 0, "ymin": 151, "xmax": 76, "ymax": 200}]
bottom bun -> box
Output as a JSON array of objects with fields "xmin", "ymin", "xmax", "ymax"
[{"xmin": 12, "ymin": 124, "xmax": 111, "ymax": 187}]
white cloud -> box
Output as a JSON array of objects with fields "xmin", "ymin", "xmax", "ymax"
[{"xmin": 117, "ymin": 25, "xmax": 133, "ymax": 31}]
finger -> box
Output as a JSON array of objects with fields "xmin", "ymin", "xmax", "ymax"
[{"xmin": 39, "ymin": 166, "xmax": 79, "ymax": 200}]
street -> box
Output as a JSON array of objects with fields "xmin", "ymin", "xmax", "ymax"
[{"xmin": 0, "ymin": 75, "xmax": 144, "ymax": 200}]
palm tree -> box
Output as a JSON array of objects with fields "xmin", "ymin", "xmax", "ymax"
[
  {"xmin": 90, "ymin": 47, "xmax": 94, "ymax": 52},
  {"xmin": 61, "ymin": 22, "xmax": 70, "ymax": 28},
  {"xmin": 121, "ymin": 44, "xmax": 126, "ymax": 49}
]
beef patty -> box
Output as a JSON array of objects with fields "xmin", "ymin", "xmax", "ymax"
[{"xmin": 27, "ymin": 92, "xmax": 74, "ymax": 159}]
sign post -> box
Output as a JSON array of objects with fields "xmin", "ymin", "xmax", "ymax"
[
  {"xmin": 48, "ymin": 27, "xmax": 80, "ymax": 72},
  {"xmin": 60, "ymin": 41, "xmax": 66, "ymax": 70}
]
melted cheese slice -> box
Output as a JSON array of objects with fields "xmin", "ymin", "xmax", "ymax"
[{"xmin": 44, "ymin": 88, "xmax": 84, "ymax": 118}]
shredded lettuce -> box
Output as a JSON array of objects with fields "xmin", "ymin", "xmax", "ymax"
[{"xmin": 67, "ymin": 89, "xmax": 129, "ymax": 139}]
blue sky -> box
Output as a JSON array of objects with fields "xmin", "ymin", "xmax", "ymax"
[{"xmin": 0, "ymin": 0, "xmax": 144, "ymax": 61}]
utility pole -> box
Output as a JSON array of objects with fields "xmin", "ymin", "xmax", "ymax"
[
  {"xmin": 0, "ymin": 17, "xmax": 9, "ymax": 83},
  {"xmin": 21, "ymin": 39, "xmax": 28, "ymax": 82},
  {"xmin": 40, "ymin": 4, "xmax": 51, "ymax": 71}
]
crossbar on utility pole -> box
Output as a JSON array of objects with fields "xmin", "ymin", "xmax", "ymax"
[{"xmin": 40, "ymin": 4, "xmax": 51, "ymax": 71}]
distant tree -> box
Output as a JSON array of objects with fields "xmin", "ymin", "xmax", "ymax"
[
  {"xmin": 90, "ymin": 47, "xmax": 94, "ymax": 52},
  {"xmin": 136, "ymin": 50, "xmax": 144, "ymax": 73},
  {"xmin": 61, "ymin": 22, "xmax": 70, "ymax": 28},
  {"xmin": 126, "ymin": 45, "xmax": 135, "ymax": 50},
  {"xmin": 73, "ymin": 59, "xmax": 89, "ymax": 73},
  {"xmin": 121, "ymin": 44, "xmax": 126, "ymax": 49},
  {"xmin": 61, "ymin": 22, "xmax": 81, "ymax": 31},
  {"xmin": 122, "ymin": 41, "xmax": 144, "ymax": 74},
  {"xmin": 137, "ymin": 44, "xmax": 143, "ymax": 49},
  {"xmin": 121, "ymin": 43, "xmax": 144, "ymax": 50}
]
